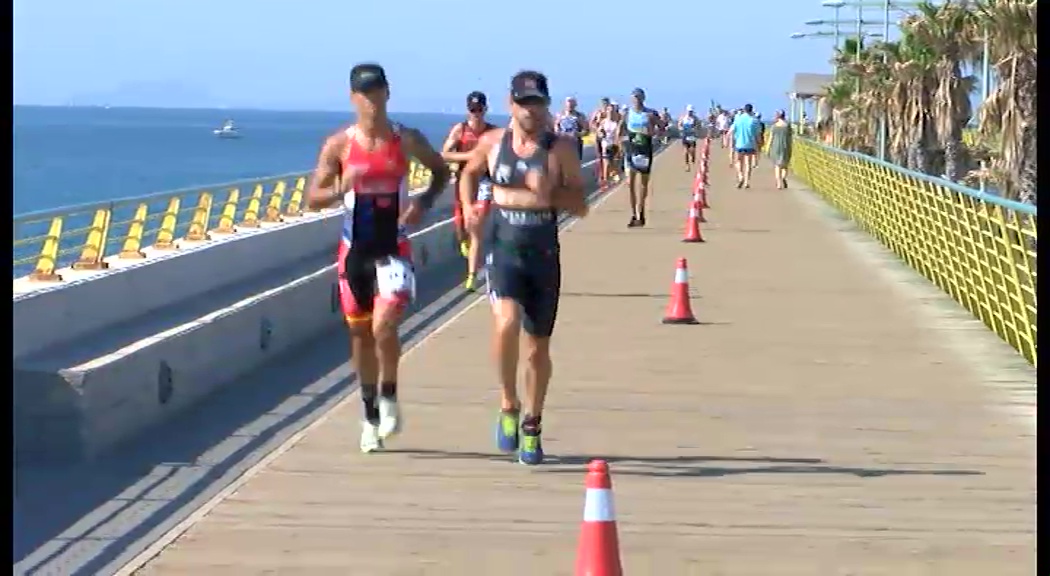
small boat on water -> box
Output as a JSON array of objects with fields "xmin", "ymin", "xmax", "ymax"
[{"xmin": 213, "ymin": 119, "xmax": 241, "ymax": 139}]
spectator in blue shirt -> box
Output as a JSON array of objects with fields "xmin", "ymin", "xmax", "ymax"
[{"xmin": 730, "ymin": 103, "xmax": 761, "ymax": 188}]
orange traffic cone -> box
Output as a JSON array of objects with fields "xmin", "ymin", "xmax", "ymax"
[
  {"xmin": 663, "ymin": 258, "xmax": 700, "ymax": 324},
  {"xmin": 692, "ymin": 193, "xmax": 708, "ymax": 223},
  {"xmin": 692, "ymin": 173, "xmax": 710, "ymax": 209},
  {"xmin": 682, "ymin": 203, "xmax": 705, "ymax": 243},
  {"xmin": 576, "ymin": 460, "xmax": 623, "ymax": 576}
]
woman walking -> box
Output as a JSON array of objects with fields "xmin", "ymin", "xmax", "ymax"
[{"xmin": 767, "ymin": 110, "xmax": 793, "ymax": 189}]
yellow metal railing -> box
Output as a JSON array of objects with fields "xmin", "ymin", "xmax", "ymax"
[
  {"xmin": 791, "ymin": 138, "xmax": 1037, "ymax": 365},
  {"xmin": 13, "ymin": 161, "xmax": 434, "ymax": 282}
]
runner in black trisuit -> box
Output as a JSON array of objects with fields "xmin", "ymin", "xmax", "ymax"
[{"xmin": 458, "ymin": 70, "xmax": 589, "ymax": 465}]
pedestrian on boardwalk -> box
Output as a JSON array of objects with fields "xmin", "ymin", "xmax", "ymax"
[{"xmin": 767, "ymin": 109, "xmax": 793, "ymax": 189}]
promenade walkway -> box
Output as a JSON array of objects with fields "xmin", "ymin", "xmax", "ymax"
[{"xmin": 130, "ymin": 144, "xmax": 1035, "ymax": 575}]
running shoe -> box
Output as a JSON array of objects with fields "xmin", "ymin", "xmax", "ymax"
[
  {"xmin": 464, "ymin": 273, "xmax": 476, "ymax": 292},
  {"xmin": 360, "ymin": 421, "xmax": 383, "ymax": 453},
  {"xmin": 377, "ymin": 397, "xmax": 402, "ymax": 439},
  {"xmin": 459, "ymin": 239, "xmax": 470, "ymax": 258},
  {"xmin": 495, "ymin": 409, "xmax": 520, "ymax": 453},
  {"xmin": 518, "ymin": 428, "xmax": 544, "ymax": 466}
]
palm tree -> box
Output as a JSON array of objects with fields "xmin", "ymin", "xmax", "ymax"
[
  {"xmin": 905, "ymin": 1, "xmax": 981, "ymax": 182},
  {"xmin": 971, "ymin": 0, "xmax": 1037, "ymax": 205},
  {"xmin": 818, "ymin": 0, "xmax": 1035, "ymax": 205}
]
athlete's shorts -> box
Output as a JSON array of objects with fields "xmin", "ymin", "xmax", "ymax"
[
  {"xmin": 624, "ymin": 140, "xmax": 654, "ymax": 175},
  {"xmin": 337, "ymin": 240, "xmax": 413, "ymax": 324},
  {"xmin": 735, "ymin": 147, "xmax": 756, "ymax": 155},
  {"xmin": 600, "ymin": 143, "xmax": 619, "ymax": 160},
  {"xmin": 486, "ymin": 244, "xmax": 561, "ymax": 337},
  {"xmin": 453, "ymin": 178, "xmax": 493, "ymax": 231},
  {"xmin": 682, "ymin": 136, "xmax": 697, "ymax": 149}
]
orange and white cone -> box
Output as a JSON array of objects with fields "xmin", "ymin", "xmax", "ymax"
[
  {"xmin": 682, "ymin": 203, "xmax": 705, "ymax": 243},
  {"xmin": 663, "ymin": 258, "xmax": 700, "ymax": 324},
  {"xmin": 692, "ymin": 172, "xmax": 710, "ymax": 209},
  {"xmin": 576, "ymin": 460, "xmax": 624, "ymax": 576}
]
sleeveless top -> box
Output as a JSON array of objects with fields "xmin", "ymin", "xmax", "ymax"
[
  {"xmin": 600, "ymin": 119, "xmax": 619, "ymax": 148},
  {"xmin": 340, "ymin": 124, "xmax": 410, "ymax": 257},
  {"xmin": 626, "ymin": 108, "xmax": 653, "ymax": 148},
  {"xmin": 680, "ymin": 115, "xmax": 697, "ymax": 140},
  {"xmin": 488, "ymin": 129, "xmax": 560, "ymax": 253},
  {"xmin": 556, "ymin": 113, "xmax": 583, "ymax": 137}
]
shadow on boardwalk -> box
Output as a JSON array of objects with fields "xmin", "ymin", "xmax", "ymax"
[
  {"xmin": 13, "ymin": 263, "xmax": 473, "ymax": 576},
  {"xmin": 394, "ymin": 449, "xmax": 985, "ymax": 479}
]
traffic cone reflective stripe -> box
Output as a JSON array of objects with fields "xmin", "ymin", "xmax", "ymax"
[
  {"xmin": 662, "ymin": 258, "xmax": 700, "ymax": 324},
  {"xmin": 576, "ymin": 460, "xmax": 623, "ymax": 576},
  {"xmin": 682, "ymin": 204, "xmax": 704, "ymax": 243}
]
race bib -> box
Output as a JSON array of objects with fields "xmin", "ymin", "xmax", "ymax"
[
  {"xmin": 477, "ymin": 180, "xmax": 494, "ymax": 202},
  {"xmin": 631, "ymin": 154, "xmax": 650, "ymax": 170},
  {"xmin": 375, "ymin": 257, "xmax": 416, "ymax": 301},
  {"xmin": 684, "ymin": 135, "xmax": 697, "ymax": 142}
]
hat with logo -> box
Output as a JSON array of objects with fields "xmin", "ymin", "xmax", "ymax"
[
  {"xmin": 467, "ymin": 91, "xmax": 487, "ymax": 108},
  {"xmin": 350, "ymin": 63, "xmax": 389, "ymax": 93},
  {"xmin": 510, "ymin": 70, "xmax": 550, "ymax": 103}
]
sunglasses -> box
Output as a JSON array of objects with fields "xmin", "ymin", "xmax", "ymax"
[
  {"xmin": 514, "ymin": 96, "xmax": 549, "ymax": 106},
  {"xmin": 467, "ymin": 104, "xmax": 486, "ymax": 113}
]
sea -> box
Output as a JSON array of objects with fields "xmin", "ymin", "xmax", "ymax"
[{"xmin": 13, "ymin": 105, "xmax": 509, "ymax": 216}]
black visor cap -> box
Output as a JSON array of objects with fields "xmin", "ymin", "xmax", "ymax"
[
  {"xmin": 510, "ymin": 70, "xmax": 550, "ymax": 104},
  {"xmin": 467, "ymin": 91, "xmax": 487, "ymax": 109},
  {"xmin": 350, "ymin": 63, "xmax": 389, "ymax": 93}
]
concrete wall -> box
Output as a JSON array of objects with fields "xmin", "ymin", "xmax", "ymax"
[
  {"xmin": 14, "ymin": 216, "xmax": 460, "ymax": 463},
  {"xmin": 13, "ymin": 210, "xmax": 345, "ymax": 361}
]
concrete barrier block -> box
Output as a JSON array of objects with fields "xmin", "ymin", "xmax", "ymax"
[
  {"xmin": 14, "ymin": 219, "xmax": 458, "ymax": 463},
  {"xmin": 12, "ymin": 212, "xmax": 342, "ymax": 361}
]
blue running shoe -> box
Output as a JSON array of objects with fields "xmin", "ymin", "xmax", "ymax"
[
  {"xmin": 518, "ymin": 428, "xmax": 544, "ymax": 466},
  {"xmin": 495, "ymin": 410, "xmax": 520, "ymax": 453}
]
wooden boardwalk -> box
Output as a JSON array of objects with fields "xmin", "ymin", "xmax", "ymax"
[{"xmin": 133, "ymin": 144, "xmax": 1036, "ymax": 575}]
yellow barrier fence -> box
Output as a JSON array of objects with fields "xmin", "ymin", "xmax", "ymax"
[
  {"xmin": 14, "ymin": 137, "xmax": 601, "ymax": 284},
  {"xmin": 13, "ymin": 161, "xmax": 434, "ymax": 283},
  {"xmin": 790, "ymin": 138, "xmax": 1037, "ymax": 365}
]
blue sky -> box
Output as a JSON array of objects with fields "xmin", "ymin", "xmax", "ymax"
[{"xmin": 13, "ymin": 0, "xmax": 901, "ymax": 115}]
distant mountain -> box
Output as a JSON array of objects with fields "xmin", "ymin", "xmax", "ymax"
[{"xmin": 65, "ymin": 81, "xmax": 217, "ymax": 109}]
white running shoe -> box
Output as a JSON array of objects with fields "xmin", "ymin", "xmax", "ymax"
[
  {"xmin": 377, "ymin": 397, "xmax": 402, "ymax": 439},
  {"xmin": 360, "ymin": 421, "xmax": 383, "ymax": 453}
]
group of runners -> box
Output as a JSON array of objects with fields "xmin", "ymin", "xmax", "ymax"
[{"xmin": 306, "ymin": 63, "xmax": 712, "ymax": 465}]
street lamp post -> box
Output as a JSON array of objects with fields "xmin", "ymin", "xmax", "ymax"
[{"xmin": 790, "ymin": 30, "xmax": 884, "ymax": 138}]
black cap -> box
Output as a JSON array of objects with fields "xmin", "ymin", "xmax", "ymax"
[
  {"xmin": 467, "ymin": 91, "xmax": 487, "ymax": 108},
  {"xmin": 631, "ymin": 87, "xmax": 645, "ymax": 99},
  {"xmin": 510, "ymin": 70, "xmax": 550, "ymax": 103},
  {"xmin": 350, "ymin": 63, "xmax": 389, "ymax": 93}
]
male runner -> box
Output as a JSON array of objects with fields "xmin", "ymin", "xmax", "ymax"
[
  {"xmin": 730, "ymin": 103, "xmax": 761, "ymax": 188},
  {"xmin": 621, "ymin": 87, "xmax": 658, "ymax": 227},
  {"xmin": 554, "ymin": 96, "xmax": 590, "ymax": 160},
  {"xmin": 589, "ymin": 97, "xmax": 611, "ymax": 186},
  {"xmin": 305, "ymin": 63, "xmax": 450, "ymax": 453},
  {"xmin": 597, "ymin": 104, "xmax": 622, "ymax": 186},
  {"xmin": 658, "ymin": 107, "xmax": 673, "ymax": 145},
  {"xmin": 458, "ymin": 70, "xmax": 589, "ymax": 465},
  {"xmin": 678, "ymin": 104, "xmax": 700, "ymax": 171},
  {"xmin": 442, "ymin": 91, "xmax": 498, "ymax": 291},
  {"xmin": 716, "ymin": 108, "xmax": 731, "ymax": 149}
]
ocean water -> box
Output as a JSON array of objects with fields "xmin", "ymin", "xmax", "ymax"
[{"xmin": 13, "ymin": 105, "xmax": 509, "ymax": 215}]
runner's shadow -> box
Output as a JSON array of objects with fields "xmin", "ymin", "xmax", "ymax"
[
  {"xmin": 393, "ymin": 449, "xmax": 824, "ymax": 467},
  {"xmin": 561, "ymin": 291, "xmax": 672, "ymax": 299},
  {"xmin": 395, "ymin": 449, "xmax": 983, "ymax": 479},
  {"xmin": 537, "ymin": 463, "xmax": 985, "ymax": 479}
]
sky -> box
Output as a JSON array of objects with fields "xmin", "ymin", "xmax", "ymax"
[{"xmin": 12, "ymin": 0, "xmax": 896, "ymax": 116}]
